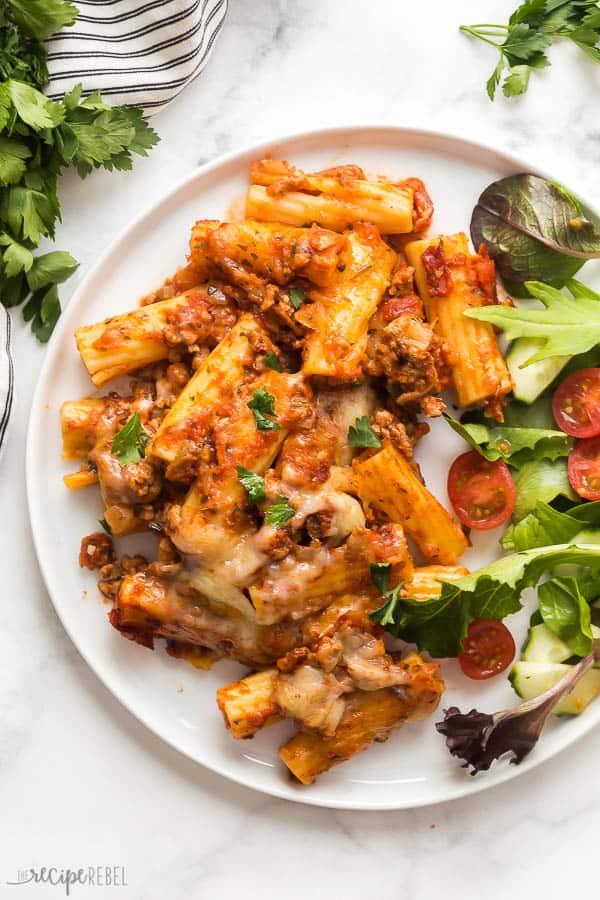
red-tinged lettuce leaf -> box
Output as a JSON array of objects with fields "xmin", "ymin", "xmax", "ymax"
[
  {"xmin": 470, "ymin": 174, "xmax": 600, "ymax": 285},
  {"xmin": 437, "ymin": 640, "xmax": 600, "ymax": 773}
]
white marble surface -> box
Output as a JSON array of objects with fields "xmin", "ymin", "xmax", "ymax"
[{"xmin": 3, "ymin": 1, "xmax": 600, "ymax": 896}]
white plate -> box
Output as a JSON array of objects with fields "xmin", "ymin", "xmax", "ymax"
[{"xmin": 27, "ymin": 126, "xmax": 600, "ymax": 810}]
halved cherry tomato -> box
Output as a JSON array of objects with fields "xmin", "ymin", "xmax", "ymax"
[
  {"xmin": 568, "ymin": 435, "xmax": 600, "ymax": 500},
  {"xmin": 447, "ymin": 450, "xmax": 516, "ymax": 530},
  {"xmin": 459, "ymin": 618, "xmax": 516, "ymax": 680},
  {"xmin": 553, "ymin": 368, "xmax": 600, "ymax": 438}
]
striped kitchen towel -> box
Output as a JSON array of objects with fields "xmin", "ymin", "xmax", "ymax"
[
  {"xmin": 0, "ymin": 0, "xmax": 227, "ymax": 456},
  {"xmin": 45, "ymin": 0, "xmax": 228, "ymax": 114}
]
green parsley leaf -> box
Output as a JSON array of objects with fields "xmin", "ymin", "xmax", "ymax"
[
  {"xmin": 98, "ymin": 518, "xmax": 112, "ymax": 535},
  {"xmin": 289, "ymin": 286, "xmax": 306, "ymax": 310},
  {"xmin": 263, "ymin": 351, "xmax": 282, "ymax": 372},
  {"xmin": 25, "ymin": 250, "xmax": 78, "ymax": 292},
  {"xmin": 8, "ymin": 79, "xmax": 64, "ymax": 129},
  {"xmin": 466, "ymin": 280, "xmax": 600, "ymax": 364},
  {"xmin": 444, "ymin": 414, "xmax": 572, "ymax": 468},
  {"xmin": 248, "ymin": 387, "xmax": 281, "ymax": 431},
  {"xmin": 0, "ymin": 234, "xmax": 33, "ymax": 276},
  {"xmin": 236, "ymin": 465, "xmax": 266, "ymax": 504},
  {"xmin": 368, "ymin": 562, "xmax": 404, "ymax": 628},
  {"xmin": 0, "ymin": 136, "xmax": 30, "ymax": 185},
  {"xmin": 6, "ymin": 0, "xmax": 78, "ymax": 42},
  {"xmin": 503, "ymin": 64, "xmax": 532, "ymax": 96},
  {"xmin": 347, "ymin": 415, "xmax": 381, "ymax": 449},
  {"xmin": 31, "ymin": 283, "xmax": 61, "ymax": 342},
  {"xmin": 264, "ymin": 494, "xmax": 295, "ymax": 528},
  {"xmin": 111, "ymin": 413, "xmax": 150, "ymax": 467}
]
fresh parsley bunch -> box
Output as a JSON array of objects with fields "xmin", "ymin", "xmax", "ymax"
[
  {"xmin": 0, "ymin": 0, "xmax": 159, "ymax": 340},
  {"xmin": 461, "ymin": 0, "xmax": 600, "ymax": 100}
]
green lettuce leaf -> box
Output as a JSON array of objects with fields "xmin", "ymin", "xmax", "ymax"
[
  {"xmin": 386, "ymin": 544, "xmax": 600, "ymax": 658},
  {"xmin": 445, "ymin": 414, "xmax": 572, "ymax": 467},
  {"xmin": 503, "ymin": 500, "xmax": 600, "ymax": 551},
  {"xmin": 512, "ymin": 458, "xmax": 576, "ymax": 521},
  {"xmin": 538, "ymin": 576, "xmax": 594, "ymax": 656},
  {"xmin": 465, "ymin": 280, "xmax": 600, "ymax": 365}
]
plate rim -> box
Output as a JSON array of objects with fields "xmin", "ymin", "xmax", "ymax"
[{"xmin": 26, "ymin": 123, "xmax": 600, "ymax": 810}]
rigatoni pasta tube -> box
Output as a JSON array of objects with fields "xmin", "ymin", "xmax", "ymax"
[
  {"xmin": 354, "ymin": 441, "xmax": 468, "ymax": 565},
  {"xmin": 405, "ymin": 233, "xmax": 512, "ymax": 416},
  {"xmin": 75, "ymin": 288, "xmax": 221, "ymax": 387},
  {"xmin": 279, "ymin": 653, "xmax": 444, "ymax": 785},
  {"xmin": 403, "ymin": 565, "xmax": 469, "ymax": 600},
  {"xmin": 216, "ymin": 669, "xmax": 282, "ymax": 739},
  {"xmin": 148, "ymin": 313, "xmax": 273, "ymax": 465},
  {"xmin": 299, "ymin": 224, "xmax": 396, "ymax": 379}
]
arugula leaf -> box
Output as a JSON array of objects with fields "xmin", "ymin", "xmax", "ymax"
[
  {"xmin": 111, "ymin": 413, "xmax": 150, "ymax": 466},
  {"xmin": 382, "ymin": 544, "xmax": 600, "ymax": 658},
  {"xmin": 236, "ymin": 465, "xmax": 266, "ymax": 504},
  {"xmin": 247, "ymin": 388, "xmax": 281, "ymax": 431},
  {"xmin": 538, "ymin": 576, "xmax": 594, "ymax": 656},
  {"xmin": 6, "ymin": 0, "xmax": 78, "ymax": 41},
  {"xmin": 513, "ymin": 457, "xmax": 576, "ymax": 521},
  {"xmin": 263, "ymin": 351, "xmax": 282, "ymax": 372},
  {"xmin": 466, "ymin": 280, "xmax": 600, "ymax": 364},
  {"xmin": 347, "ymin": 415, "xmax": 381, "ymax": 449},
  {"xmin": 264, "ymin": 494, "xmax": 295, "ymax": 528},
  {"xmin": 470, "ymin": 175, "xmax": 600, "ymax": 285},
  {"xmin": 445, "ymin": 414, "xmax": 572, "ymax": 468},
  {"xmin": 368, "ymin": 562, "xmax": 404, "ymax": 627},
  {"xmin": 289, "ymin": 287, "xmax": 306, "ymax": 310}
]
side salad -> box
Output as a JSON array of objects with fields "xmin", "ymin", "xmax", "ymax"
[{"xmin": 372, "ymin": 171, "xmax": 600, "ymax": 774}]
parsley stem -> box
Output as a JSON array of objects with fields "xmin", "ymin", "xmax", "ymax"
[{"xmin": 460, "ymin": 25, "xmax": 504, "ymax": 49}]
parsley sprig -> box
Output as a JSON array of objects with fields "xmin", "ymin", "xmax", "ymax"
[
  {"xmin": 0, "ymin": 1, "xmax": 159, "ymax": 340},
  {"xmin": 111, "ymin": 413, "xmax": 150, "ymax": 467},
  {"xmin": 236, "ymin": 465, "xmax": 266, "ymax": 504},
  {"xmin": 461, "ymin": 1, "xmax": 600, "ymax": 100},
  {"xmin": 264, "ymin": 494, "xmax": 295, "ymax": 528},
  {"xmin": 248, "ymin": 388, "xmax": 281, "ymax": 431},
  {"xmin": 347, "ymin": 415, "xmax": 381, "ymax": 449},
  {"xmin": 368, "ymin": 563, "xmax": 404, "ymax": 629}
]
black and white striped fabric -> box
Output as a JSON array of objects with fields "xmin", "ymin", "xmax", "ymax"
[
  {"xmin": 46, "ymin": 0, "xmax": 228, "ymax": 113},
  {"xmin": 0, "ymin": 307, "xmax": 14, "ymax": 456},
  {"xmin": 0, "ymin": 1, "xmax": 227, "ymax": 455}
]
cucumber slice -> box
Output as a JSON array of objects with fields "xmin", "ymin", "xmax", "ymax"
[
  {"xmin": 522, "ymin": 624, "xmax": 571, "ymax": 663},
  {"xmin": 506, "ymin": 338, "xmax": 570, "ymax": 404},
  {"xmin": 510, "ymin": 661, "xmax": 600, "ymax": 715}
]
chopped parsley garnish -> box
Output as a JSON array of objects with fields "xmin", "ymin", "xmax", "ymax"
[
  {"xmin": 264, "ymin": 494, "xmax": 295, "ymax": 527},
  {"xmin": 98, "ymin": 518, "xmax": 112, "ymax": 535},
  {"xmin": 248, "ymin": 388, "xmax": 281, "ymax": 431},
  {"xmin": 236, "ymin": 465, "xmax": 266, "ymax": 504},
  {"xmin": 368, "ymin": 563, "xmax": 404, "ymax": 629},
  {"xmin": 111, "ymin": 413, "xmax": 150, "ymax": 466},
  {"xmin": 347, "ymin": 415, "xmax": 381, "ymax": 449},
  {"xmin": 263, "ymin": 351, "xmax": 282, "ymax": 372},
  {"xmin": 289, "ymin": 287, "xmax": 306, "ymax": 310}
]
